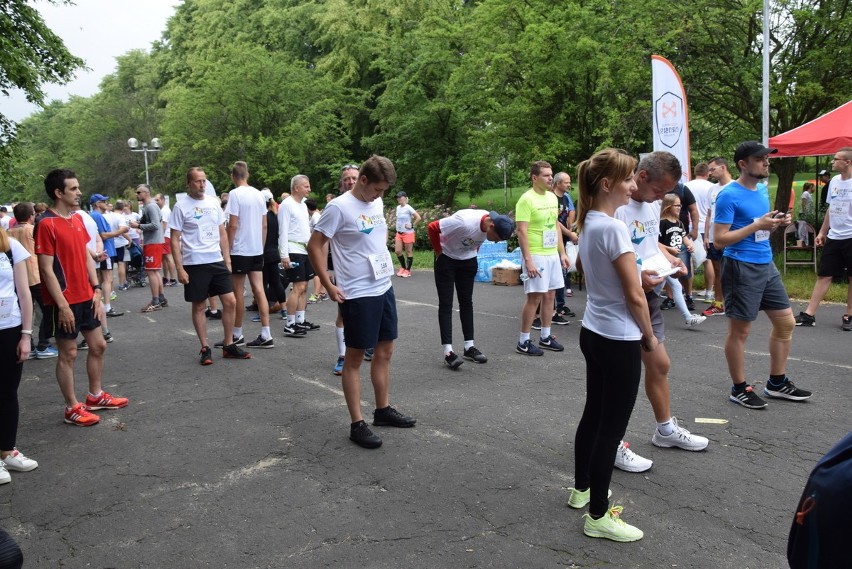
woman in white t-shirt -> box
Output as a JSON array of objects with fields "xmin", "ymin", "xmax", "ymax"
[
  {"xmin": 0, "ymin": 228, "xmax": 38, "ymax": 483},
  {"xmin": 568, "ymin": 149, "xmax": 656, "ymax": 542}
]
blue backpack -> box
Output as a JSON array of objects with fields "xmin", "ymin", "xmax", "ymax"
[{"xmin": 787, "ymin": 431, "xmax": 852, "ymax": 568}]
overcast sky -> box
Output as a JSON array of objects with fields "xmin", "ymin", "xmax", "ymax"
[{"xmin": 4, "ymin": 0, "xmax": 181, "ymax": 123}]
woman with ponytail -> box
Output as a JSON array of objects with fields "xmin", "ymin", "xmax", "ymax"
[{"xmin": 566, "ymin": 149, "xmax": 656, "ymax": 542}]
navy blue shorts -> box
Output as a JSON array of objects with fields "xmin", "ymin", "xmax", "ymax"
[
  {"xmin": 340, "ymin": 287, "xmax": 398, "ymax": 349},
  {"xmin": 707, "ymin": 242, "xmax": 725, "ymax": 261}
]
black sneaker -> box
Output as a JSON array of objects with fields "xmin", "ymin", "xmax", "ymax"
[
  {"xmin": 729, "ymin": 384, "xmax": 768, "ymax": 409},
  {"xmin": 556, "ymin": 306, "xmax": 576, "ymax": 318},
  {"xmin": 842, "ymin": 315, "xmax": 851, "ymax": 331},
  {"xmin": 103, "ymin": 332, "xmax": 114, "ymax": 343},
  {"xmin": 364, "ymin": 348, "xmax": 374, "ymax": 361},
  {"xmin": 350, "ymin": 421, "xmax": 382, "ymax": 449},
  {"xmin": 685, "ymin": 295, "xmax": 696, "ymax": 310},
  {"xmin": 463, "ymin": 346, "xmax": 488, "ymax": 363},
  {"xmin": 77, "ymin": 340, "xmax": 88, "ymax": 350},
  {"xmin": 531, "ymin": 317, "xmax": 542, "ymax": 330},
  {"xmin": 214, "ymin": 335, "xmax": 245, "ymax": 348},
  {"xmin": 205, "ymin": 308, "xmax": 222, "ymax": 320},
  {"xmin": 373, "ymin": 405, "xmax": 416, "ymax": 428},
  {"xmin": 283, "ymin": 324, "xmax": 307, "ymax": 337},
  {"xmin": 199, "ymin": 346, "xmax": 213, "ymax": 366},
  {"xmin": 661, "ymin": 298, "xmax": 675, "ymax": 310},
  {"xmin": 795, "ymin": 312, "xmax": 815, "ymax": 327},
  {"xmin": 764, "ymin": 378, "xmax": 812, "ymax": 401},
  {"xmin": 444, "ymin": 351, "xmax": 464, "ymax": 370},
  {"xmin": 246, "ymin": 335, "xmax": 274, "ymax": 349},
  {"xmin": 223, "ymin": 343, "xmax": 252, "ymax": 359},
  {"xmin": 297, "ymin": 320, "xmax": 321, "ymax": 331},
  {"xmin": 246, "ymin": 303, "xmax": 258, "ymax": 312},
  {"xmin": 551, "ymin": 314, "xmax": 570, "ymax": 326},
  {"xmin": 159, "ymin": 298, "xmax": 169, "ymax": 308},
  {"xmin": 105, "ymin": 308, "xmax": 124, "ymax": 318}
]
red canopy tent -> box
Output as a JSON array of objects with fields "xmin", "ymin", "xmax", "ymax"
[{"xmin": 769, "ymin": 100, "xmax": 852, "ymax": 157}]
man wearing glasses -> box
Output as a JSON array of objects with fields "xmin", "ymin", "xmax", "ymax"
[
  {"xmin": 794, "ymin": 147, "xmax": 852, "ymax": 331},
  {"xmin": 715, "ymin": 141, "xmax": 812, "ymax": 409}
]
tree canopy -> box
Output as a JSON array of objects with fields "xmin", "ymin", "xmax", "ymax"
[{"xmin": 2, "ymin": 0, "xmax": 850, "ymax": 205}]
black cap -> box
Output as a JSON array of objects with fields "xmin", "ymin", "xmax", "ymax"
[
  {"xmin": 734, "ymin": 141, "xmax": 778, "ymax": 164},
  {"xmin": 818, "ymin": 170, "xmax": 829, "ymax": 176},
  {"xmin": 396, "ymin": 191, "xmax": 407, "ymax": 198}
]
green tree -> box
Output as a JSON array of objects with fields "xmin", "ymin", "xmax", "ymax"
[{"xmin": 0, "ymin": 0, "xmax": 84, "ymax": 194}]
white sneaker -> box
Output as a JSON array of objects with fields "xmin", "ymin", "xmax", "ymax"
[
  {"xmin": 685, "ymin": 314, "xmax": 707, "ymax": 327},
  {"xmin": 652, "ymin": 417, "xmax": 709, "ymax": 451},
  {"xmin": 0, "ymin": 464, "xmax": 9, "ymax": 484},
  {"xmin": 614, "ymin": 441, "xmax": 653, "ymax": 472},
  {"xmin": 2, "ymin": 449, "xmax": 39, "ymax": 472},
  {"xmin": 703, "ymin": 292, "xmax": 715, "ymax": 304}
]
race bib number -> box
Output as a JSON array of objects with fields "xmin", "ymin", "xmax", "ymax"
[
  {"xmin": 0, "ymin": 297, "xmax": 15, "ymax": 322},
  {"xmin": 542, "ymin": 229, "xmax": 557, "ymax": 248},
  {"xmin": 369, "ymin": 251, "xmax": 395, "ymax": 279},
  {"xmin": 201, "ymin": 224, "xmax": 218, "ymax": 243},
  {"xmin": 753, "ymin": 218, "xmax": 769, "ymax": 242}
]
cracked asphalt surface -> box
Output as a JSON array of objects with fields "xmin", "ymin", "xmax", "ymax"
[{"xmin": 3, "ymin": 270, "xmax": 849, "ymax": 568}]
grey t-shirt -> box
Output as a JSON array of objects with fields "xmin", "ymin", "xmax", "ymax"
[{"xmin": 139, "ymin": 202, "xmax": 164, "ymax": 244}]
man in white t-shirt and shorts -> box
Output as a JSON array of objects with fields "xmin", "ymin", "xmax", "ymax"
[
  {"xmin": 795, "ymin": 146, "xmax": 852, "ymax": 331},
  {"xmin": 308, "ymin": 155, "xmax": 416, "ymax": 449},
  {"xmin": 224, "ymin": 161, "xmax": 273, "ymax": 349},
  {"xmin": 614, "ymin": 151, "xmax": 709, "ymax": 473},
  {"xmin": 170, "ymin": 167, "xmax": 250, "ymax": 364},
  {"xmin": 278, "ymin": 174, "xmax": 319, "ymax": 337}
]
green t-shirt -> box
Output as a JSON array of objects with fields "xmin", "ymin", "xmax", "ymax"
[{"xmin": 515, "ymin": 189, "xmax": 559, "ymax": 255}]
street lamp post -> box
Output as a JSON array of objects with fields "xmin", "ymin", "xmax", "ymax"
[{"xmin": 127, "ymin": 137, "xmax": 161, "ymax": 186}]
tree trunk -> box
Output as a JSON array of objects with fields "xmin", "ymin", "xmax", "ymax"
[{"xmin": 771, "ymin": 157, "xmax": 797, "ymax": 254}]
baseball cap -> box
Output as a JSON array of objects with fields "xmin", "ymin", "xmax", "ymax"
[
  {"xmin": 260, "ymin": 188, "xmax": 274, "ymax": 203},
  {"xmin": 818, "ymin": 169, "xmax": 829, "ymax": 176},
  {"xmin": 733, "ymin": 141, "xmax": 778, "ymax": 164},
  {"xmin": 396, "ymin": 191, "xmax": 407, "ymax": 198},
  {"xmin": 89, "ymin": 194, "xmax": 109, "ymax": 204},
  {"xmin": 488, "ymin": 211, "xmax": 515, "ymax": 241}
]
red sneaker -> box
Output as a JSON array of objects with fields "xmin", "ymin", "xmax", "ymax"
[
  {"xmin": 702, "ymin": 305, "xmax": 725, "ymax": 316},
  {"xmin": 85, "ymin": 391, "xmax": 129, "ymax": 410},
  {"xmin": 64, "ymin": 403, "xmax": 100, "ymax": 426}
]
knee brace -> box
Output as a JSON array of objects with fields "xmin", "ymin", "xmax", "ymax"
[{"xmin": 769, "ymin": 313, "xmax": 796, "ymax": 341}]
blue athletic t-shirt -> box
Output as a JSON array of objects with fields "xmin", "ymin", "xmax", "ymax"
[{"xmin": 714, "ymin": 181, "xmax": 772, "ymax": 264}]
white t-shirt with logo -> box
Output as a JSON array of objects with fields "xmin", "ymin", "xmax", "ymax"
[
  {"xmin": 826, "ymin": 175, "xmax": 852, "ymax": 240},
  {"xmin": 438, "ymin": 209, "xmax": 488, "ymax": 261},
  {"xmin": 396, "ymin": 204, "xmax": 417, "ymax": 234},
  {"xmin": 615, "ymin": 198, "xmax": 661, "ymax": 267},
  {"xmin": 579, "ymin": 211, "xmax": 641, "ymax": 341},
  {"xmin": 169, "ymin": 195, "xmax": 225, "ymax": 266},
  {"xmin": 314, "ymin": 191, "xmax": 393, "ymax": 299},
  {"xmin": 224, "ymin": 185, "xmax": 266, "ymax": 256},
  {"xmin": 706, "ymin": 182, "xmax": 732, "ymax": 243},
  {"xmin": 277, "ymin": 197, "xmax": 312, "ymax": 256},
  {"xmin": 0, "ymin": 238, "xmax": 29, "ymax": 330}
]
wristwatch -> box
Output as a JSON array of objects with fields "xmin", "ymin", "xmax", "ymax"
[{"xmin": 92, "ymin": 284, "xmax": 103, "ymax": 290}]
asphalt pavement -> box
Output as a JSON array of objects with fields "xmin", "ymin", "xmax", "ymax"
[{"xmin": 2, "ymin": 271, "xmax": 850, "ymax": 568}]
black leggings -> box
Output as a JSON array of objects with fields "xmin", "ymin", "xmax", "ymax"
[
  {"xmin": 433, "ymin": 254, "xmax": 478, "ymax": 345},
  {"xmin": 0, "ymin": 326, "xmax": 23, "ymax": 452},
  {"xmin": 574, "ymin": 327, "xmax": 642, "ymax": 516},
  {"xmin": 262, "ymin": 260, "xmax": 288, "ymax": 305}
]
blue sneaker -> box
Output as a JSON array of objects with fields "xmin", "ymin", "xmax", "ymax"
[
  {"xmin": 35, "ymin": 345, "xmax": 59, "ymax": 359},
  {"xmin": 333, "ymin": 356, "xmax": 345, "ymax": 376},
  {"xmin": 539, "ymin": 335, "xmax": 564, "ymax": 352},
  {"xmin": 516, "ymin": 339, "xmax": 544, "ymax": 356},
  {"xmin": 251, "ymin": 314, "xmax": 262, "ymax": 322}
]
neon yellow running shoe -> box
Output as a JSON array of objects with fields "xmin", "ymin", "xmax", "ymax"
[{"xmin": 583, "ymin": 506, "xmax": 643, "ymax": 542}]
